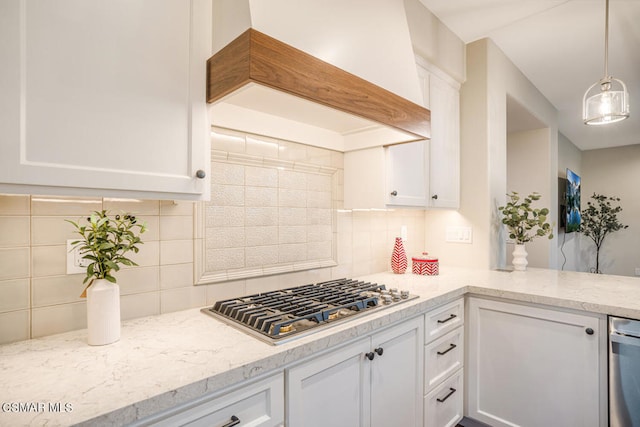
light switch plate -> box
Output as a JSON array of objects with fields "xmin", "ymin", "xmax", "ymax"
[{"xmin": 445, "ymin": 226, "xmax": 472, "ymax": 244}]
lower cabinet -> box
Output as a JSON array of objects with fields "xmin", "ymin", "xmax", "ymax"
[
  {"xmin": 466, "ymin": 297, "xmax": 607, "ymax": 427},
  {"xmin": 130, "ymin": 373, "xmax": 284, "ymax": 427},
  {"xmin": 287, "ymin": 316, "xmax": 424, "ymax": 427},
  {"xmin": 424, "ymin": 298, "xmax": 465, "ymax": 427}
]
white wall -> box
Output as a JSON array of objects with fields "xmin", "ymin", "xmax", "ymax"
[
  {"xmin": 506, "ymin": 128, "xmax": 552, "ymax": 268},
  {"xmin": 581, "ymin": 145, "xmax": 640, "ymax": 276},
  {"xmin": 425, "ymin": 38, "xmax": 559, "ymax": 270},
  {"xmin": 557, "ymin": 133, "xmax": 582, "ymax": 272}
]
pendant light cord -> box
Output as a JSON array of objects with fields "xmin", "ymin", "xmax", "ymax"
[{"xmin": 604, "ymin": 0, "xmax": 609, "ymax": 79}]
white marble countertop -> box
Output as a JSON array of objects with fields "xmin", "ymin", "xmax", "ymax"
[{"xmin": 2, "ymin": 267, "xmax": 640, "ymax": 426}]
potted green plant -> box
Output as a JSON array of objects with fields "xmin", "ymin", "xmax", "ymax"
[
  {"xmin": 498, "ymin": 191, "xmax": 554, "ymax": 271},
  {"xmin": 67, "ymin": 210, "xmax": 146, "ymax": 345},
  {"xmin": 580, "ymin": 193, "xmax": 628, "ymax": 274}
]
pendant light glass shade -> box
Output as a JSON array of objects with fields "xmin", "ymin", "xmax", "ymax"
[
  {"xmin": 582, "ymin": 0, "xmax": 629, "ymax": 125},
  {"xmin": 583, "ymin": 77, "xmax": 630, "ymax": 125}
]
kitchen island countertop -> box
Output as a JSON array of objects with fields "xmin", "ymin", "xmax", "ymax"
[{"xmin": 2, "ymin": 267, "xmax": 640, "ymax": 426}]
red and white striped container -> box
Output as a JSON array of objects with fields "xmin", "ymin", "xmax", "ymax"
[{"xmin": 412, "ymin": 252, "xmax": 439, "ymax": 276}]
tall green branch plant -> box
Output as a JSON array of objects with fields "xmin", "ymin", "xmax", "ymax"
[
  {"xmin": 67, "ymin": 210, "xmax": 146, "ymax": 286},
  {"xmin": 580, "ymin": 193, "xmax": 628, "ymax": 274},
  {"xmin": 498, "ymin": 191, "xmax": 554, "ymax": 244}
]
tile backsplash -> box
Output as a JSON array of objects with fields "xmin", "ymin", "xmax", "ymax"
[{"xmin": 0, "ymin": 133, "xmax": 426, "ymax": 345}]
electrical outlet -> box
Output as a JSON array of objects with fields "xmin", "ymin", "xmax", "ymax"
[{"xmin": 66, "ymin": 239, "xmax": 89, "ymax": 275}]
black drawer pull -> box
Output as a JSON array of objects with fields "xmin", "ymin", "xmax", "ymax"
[
  {"xmin": 436, "ymin": 387, "xmax": 457, "ymax": 403},
  {"xmin": 437, "ymin": 314, "xmax": 457, "ymax": 324},
  {"xmin": 437, "ymin": 343, "xmax": 457, "ymax": 356},
  {"xmin": 374, "ymin": 347, "xmax": 384, "ymax": 356},
  {"xmin": 586, "ymin": 327, "xmax": 594, "ymax": 335},
  {"xmin": 219, "ymin": 415, "xmax": 240, "ymax": 427},
  {"xmin": 365, "ymin": 352, "xmax": 375, "ymax": 361}
]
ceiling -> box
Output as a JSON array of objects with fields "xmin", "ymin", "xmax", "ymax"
[{"xmin": 418, "ymin": 0, "xmax": 640, "ymax": 151}]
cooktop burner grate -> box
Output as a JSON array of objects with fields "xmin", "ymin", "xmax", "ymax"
[{"xmin": 201, "ymin": 278, "xmax": 417, "ymax": 345}]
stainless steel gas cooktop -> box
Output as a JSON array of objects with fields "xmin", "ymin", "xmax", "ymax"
[{"xmin": 201, "ymin": 278, "xmax": 417, "ymax": 345}]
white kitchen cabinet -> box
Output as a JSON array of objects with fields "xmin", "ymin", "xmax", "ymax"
[
  {"xmin": 0, "ymin": 0, "xmax": 211, "ymax": 200},
  {"xmin": 423, "ymin": 298, "xmax": 465, "ymax": 427},
  {"xmin": 287, "ymin": 316, "xmax": 424, "ymax": 427},
  {"xmin": 344, "ymin": 63, "xmax": 459, "ymax": 210},
  {"xmin": 130, "ymin": 372, "xmax": 284, "ymax": 427},
  {"xmin": 466, "ymin": 297, "xmax": 607, "ymax": 427}
]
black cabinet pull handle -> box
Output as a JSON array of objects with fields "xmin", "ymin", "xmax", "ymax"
[
  {"xmin": 586, "ymin": 327, "xmax": 594, "ymax": 335},
  {"xmin": 437, "ymin": 343, "xmax": 457, "ymax": 356},
  {"xmin": 374, "ymin": 347, "xmax": 384, "ymax": 356},
  {"xmin": 436, "ymin": 387, "xmax": 457, "ymax": 403},
  {"xmin": 195, "ymin": 169, "xmax": 206, "ymax": 179},
  {"xmin": 432, "ymin": 194, "xmax": 438, "ymax": 200},
  {"xmin": 365, "ymin": 352, "xmax": 375, "ymax": 361},
  {"xmin": 219, "ymin": 415, "xmax": 240, "ymax": 427},
  {"xmin": 390, "ymin": 190, "xmax": 398, "ymax": 196},
  {"xmin": 437, "ymin": 314, "xmax": 457, "ymax": 324}
]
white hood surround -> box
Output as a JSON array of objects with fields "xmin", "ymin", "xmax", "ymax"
[{"xmin": 209, "ymin": 0, "xmax": 430, "ymax": 150}]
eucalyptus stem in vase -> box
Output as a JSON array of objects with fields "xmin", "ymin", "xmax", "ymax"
[{"xmin": 498, "ymin": 192, "xmax": 553, "ymax": 271}]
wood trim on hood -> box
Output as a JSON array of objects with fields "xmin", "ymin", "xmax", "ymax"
[{"xmin": 207, "ymin": 29, "xmax": 430, "ymax": 139}]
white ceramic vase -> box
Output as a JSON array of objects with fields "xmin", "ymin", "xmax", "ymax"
[
  {"xmin": 86, "ymin": 279, "xmax": 121, "ymax": 345},
  {"xmin": 512, "ymin": 243, "xmax": 528, "ymax": 271}
]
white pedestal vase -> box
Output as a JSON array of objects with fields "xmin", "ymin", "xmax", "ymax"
[
  {"xmin": 512, "ymin": 244, "xmax": 528, "ymax": 271},
  {"xmin": 86, "ymin": 279, "xmax": 121, "ymax": 345}
]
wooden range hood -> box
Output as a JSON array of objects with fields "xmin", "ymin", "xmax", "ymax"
[{"xmin": 206, "ymin": 29, "xmax": 430, "ymax": 142}]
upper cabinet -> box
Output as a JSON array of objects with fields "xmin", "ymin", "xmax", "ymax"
[
  {"xmin": 344, "ymin": 62, "xmax": 460, "ymax": 210},
  {"xmin": 0, "ymin": 0, "xmax": 211, "ymax": 200}
]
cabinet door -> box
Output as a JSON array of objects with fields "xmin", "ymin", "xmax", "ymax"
[
  {"xmin": 287, "ymin": 338, "xmax": 371, "ymax": 427},
  {"xmin": 467, "ymin": 297, "xmax": 606, "ymax": 427},
  {"xmin": 386, "ymin": 141, "xmax": 427, "ymax": 207},
  {"xmin": 371, "ymin": 316, "xmax": 424, "ymax": 427},
  {"xmin": 428, "ymin": 74, "xmax": 459, "ymax": 209},
  {"xmin": 0, "ymin": 0, "xmax": 210, "ymax": 200}
]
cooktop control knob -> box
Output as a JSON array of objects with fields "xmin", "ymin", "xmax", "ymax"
[
  {"xmin": 401, "ymin": 290, "xmax": 410, "ymax": 299},
  {"xmin": 382, "ymin": 295, "xmax": 393, "ymax": 305}
]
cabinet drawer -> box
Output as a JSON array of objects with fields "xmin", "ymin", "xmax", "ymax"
[
  {"xmin": 424, "ymin": 369, "xmax": 463, "ymax": 427},
  {"xmin": 132, "ymin": 373, "xmax": 284, "ymax": 427},
  {"xmin": 425, "ymin": 298, "xmax": 464, "ymax": 343},
  {"xmin": 425, "ymin": 326, "xmax": 464, "ymax": 393}
]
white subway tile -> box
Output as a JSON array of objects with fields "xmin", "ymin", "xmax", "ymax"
[
  {"xmin": 246, "ymin": 134, "xmax": 279, "ymax": 158},
  {"xmin": 0, "ymin": 248, "xmax": 30, "ymax": 280},
  {"xmin": 0, "ymin": 279, "xmax": 29, "ymax": 312},
  {"xmin": 160, "ymin": 200, "xmax": 195, "ymax": 216},
  {"xmin": 32, "ymin": 275, "xmax": 86, "ymax": 307},
  {"xmin": 245, "ymin": 226, "xmax": 278, "ymax": 247},
  {"xmin": 246, "ymin": 246, "xmax": 279, "ymax": 267},
  {"xmin": 206, "ymin": 206, "xmax": 244, "ymax": 227},
  {"xmin": 278, "ymin": 243, "xmax": 307, "ymax": 263},
  {"xmin": 278, "ymin": 207, "xmax": 306, "ymax": 226},
  {"xmin": 211, "ymin": 184, "xmax": 245, "ymax": 207},
  {"xmin": 31, "ymin": 196, "xmax": 101, "ymax": 216},
  {"xmin": 103, "ymin": 199, "xmax": 160, "ymax": 215},
  {"xmin": 245, "ymin": 186, "xmax": 278, "ymax": 207},
  {"xmin": 205, "ymin": 280, "xmax": 247, "ymax": 305},
  {"xmin": 279, "ymin": 226, "xmax": 307, "ymax": 244},
  {"xmin": 117, "ymin": 266, "xmax": 160, "ymax": 295},
  {"xmin": 0, "ymin": 194, "xmax": 30, "ymax": 215},
  {"xmin": 211, "ymin": 162, "xmax": 245, "ymax": 185},
  {"xmin": 307, "ymin": 174, "xmax": 332, "ymax": 192},
  {"xmin": 0, "ymin": 310, "xmax": 30, "ymax": 344},
  {"xmin": 32, "ymin": 216, "xmax": 79, "ymax": 246},
  {"xmin": 307, "ymin": 191, "xmax": 332, "ymax": 208},
  {"xmin": 246, "ymin": 207, "xmax": 277, "ymax": 226},
  {"xmin": 245, "ymin": 166, "xmax": 278, "ymax": 187},
  {"xmin": 211, "ymin": 128, "xmax": 246, "ymax": 153},
  {"xmin": 278, "ymin": 189, "xmax": 307, "ymax": 208},
  {"xmin": 159, "ymin": 240, "xmax": 192, "ymax": 265},
  {"xmin": 160, "ymin": 215, "xmax": 194, "ymax": 241},
  {"xmin": 205, "ymin": 248, "xmax": 245, "ymax": 271},
  {"xmin": 121, "ymin": 292, "xmax": 160, "ymax": 320},
  {"xmin": 32, "ymin": 302, "xmax": 87, "ymax": 338},
  {"xmin": 278, "ymin": 140, "xmax": 307, "ymax": 162},
  {"xmin": 160, "ymin": 286, "xmax": 206, "ymax": 314},
  {"xmin": 307, "ymin": 225, "xmax": 332, "ymax": 242},
  {"xmin": 307, "ymin": 208, "xmax": 332, "ymax": 226},
  {"xmin": 307, "ymin": 241, "xmax": 332, "ymax": 259},
  {"xmin": 0, "ymin": 216, "xmax": 29, "ymax": 247},
  {"xmin": 206, "ymin": 227, "xmax": 246, "ymax": 249},
  {"xmin": 160, "ymin": 263, "xmax": 194, "ymax": 289},
  {"xmin": 278, "ymin": 170, "xmax": 307, "ymax": 190}
]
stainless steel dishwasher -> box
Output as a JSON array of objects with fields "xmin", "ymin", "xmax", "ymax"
[{"xmin": 610, "ymin": 316, "xmax": 640, "ymax": 427}]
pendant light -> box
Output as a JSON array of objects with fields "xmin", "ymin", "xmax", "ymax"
[{"xmin": 582, "ymin": 0, "xmax": 629, "ymax": 125}]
